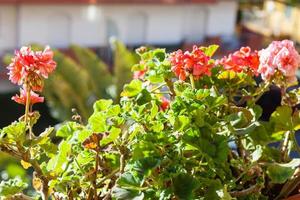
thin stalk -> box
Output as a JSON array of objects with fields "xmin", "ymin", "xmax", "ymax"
[
  {"xmin": 237, "ymin": 136, "xmax": 246, "ymax": 160},
  {"xmin": 230, "ymin": 183, "xmax": 262, "ymax": 197},
  {"xmin": 253, "ymin": 83, "xmax": 270, "ymax": 103},
  {"xmin": 24, "ymin": 86, "xmax": 31, "ymax": 137},
  {"xmin": 97, "ymin": 168, "xmax": 119, "ymax": 187},
  {"xmin": 281, "ymin": 131, "xmax": 291, "ymax": 162},
  {"xmin": 93, "ymin": 151, "xmax": 99, "ymax": 200},
  {"xmin": 189, "ymin": 74, "xmax": 195, "ymax": 89},
  {"xmin": 120, "ymin": 153, "xmax": 125, "ymax": 174},
  {"xmin": 150, "ymin": 83, "xmax": 166, "ymax": 92},
  {"xmin": 164, "ymin": 78, "xmax": 176, "ymax": 99}
]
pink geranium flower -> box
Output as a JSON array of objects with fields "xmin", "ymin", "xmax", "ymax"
[
  {"xmin": 7, "ymin": 46, "xmax": 56, "ymax": 91},
  {"xmin": 12, "ymin": 88, "xmax": 44, "ymax": 106},
  {"xmin": 258, "ymin": 40, "xmax": 300, "ymax": 83}
]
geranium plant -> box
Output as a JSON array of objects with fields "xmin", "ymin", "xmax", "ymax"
[{"xmin": 1, "ymin": 40, "xmax": 300, "ymax": 200}]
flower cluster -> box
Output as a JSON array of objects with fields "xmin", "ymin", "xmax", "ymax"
[
  {"xmin": 258, "ymin": 40, "xmax": 300, "ymax": 83},
  {"xmin": 216, "ymin": 47, "xmax": 259, "ymax": 75},
  {"xmin": 169, "ymin": 45, "xmax": 213, "ymax": 81},
  {"xmin": 8, "ymin": 46, "xmax": 56, "ymax": 92},
  {"xmin": 7, "ymin": 46, "xmax": 56, "ymax": 106}
]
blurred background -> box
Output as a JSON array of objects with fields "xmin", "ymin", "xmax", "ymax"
[{"xmin": 1, "ymin": 0, "xmax": 300, "ymax": 130}]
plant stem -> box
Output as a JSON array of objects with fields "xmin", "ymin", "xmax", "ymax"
[
  {"xmin": 150, "ymin": 83, "xmax": 166, "ymax": 92},
  {"xmin": 120, "ymin": 152, "xmax": 125, "ymax": 174},
  {"xmin": 97, "ymin": 168, "xmax": 119, "ymax": 187},
  {"xmin": 253, "ymin": 82, "xmax": 270, "ymax": 103},
  {"xmin": 164, "ymin": 78, "xmax": 176, "ymax": 99},
  {"xmin": 24, "ymin": 86, "xmax": 31, "ymax": 138},
  {"xmin": 93, "ymin": 151, "xmax": 99, "ymax": 200},
  {"xmin": 189, "ymin": 74, "xmax": 195, "ymax": 89},
  {"xmin": 229, "ymin": 183, "xmax": 262, "ymax": 197},
  {"xmin": 237, "ymin": 136, "xmax": 246, "ymax": 160},
  {"xmin": 281, "ymin": 131, "xmax": 291, "ymax": 162}
]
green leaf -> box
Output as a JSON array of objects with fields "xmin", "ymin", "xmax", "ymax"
[
  {"xmin": 174, "ymin": 116, "xmax": 190, "ymax": 131},
  {"xmin": 250, "ymin": 105, "xmax": 263, "ymax": 120},
  {"xmin": 201, "ymin": 45, "xmax": 219, "ymax": 57},
  {"xmin": 88, "ymin": 112, "xmax": 107, "ymax": 132},
  {"xmin": 173, "ymin": 173, "xmax": 199, "ymax": 200},
  {"xmin": 56, "ymin": 122, "xmax": 79, "ymax": 138},
  {"xmin": 77, "ymin": 129, "xmax": 93, "ymax": 142},
  {"xmin": 107, "ymin": 105, "xmax": 121, "ymax": 116},
  {"xmin": 101, "ymin": 127, "xmax": 121, "ymax": 146},
  {"xmin": 153, "ymin": 49, "xmax": 166, "ymax": 62},
  {"xmin": 270, "ymin": 106, "xmax": 293, "ymax": 133},
  {"xmin": 266, "ymin": 160, "xmax": 300, "ymax": 184},
  {"xmin": 121, "ymin": 80, "xmax": 143, "ymax": 97},
  {"xmin": 112, "ymin": 187, "xmax": 144, "ymax": 200},
  {"xmin": 118, "ymin": 172, "xmax": 142, "ymax": 188},
  {"xmin": 136, "ymin": 89, "xmax": 152, "ymax": 105},
  {"xmin": 47, "ymin": 140, "xmax": 71, "ymax": 174},
  {"xmin": 113, "ymin": 172, "xmax": 144, "ymax": 200},
  {"xmin": 128, "ymin": 124, "xmax": 145, "ymax": 141},
  {"xmin": 151, "ymin": 121, "xmax": 164, "ymax": 133},
  {"xmin": 2, "ymin": 121, "xmax": 26, "ymax": 143},
  {"xmin": 93, "ymin": 99, "xmax": 113, "ymax": 112},
  {"xmin": 133, "ymin": 157, "xmax": 161, "ymax": 176},
  {"xmin": 267, "ymin": 164, "xmax": 295, "ymax": 184},
  {"xmin": 204, "ymin": 179, "xmax": 223, "ymax": 200}
]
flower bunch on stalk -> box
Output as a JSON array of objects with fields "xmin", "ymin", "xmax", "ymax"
[
  {"xmin": 7, "ymin": 46, "xmax": 56, "ymax": 137},
  {"xmin": 258, "ymin": 40, "xmax": 300, "ymax": 84},
  {"xmin": 169, "ymin": 45, "xmax": 213, "ymax": 82},
  {"xmin": 216, "ymin": 46, "xmax": 259, "ymax": 75}
]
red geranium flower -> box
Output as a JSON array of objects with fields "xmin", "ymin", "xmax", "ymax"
[
  {"xmin": 217, "ymin": 47, "xmax": 259, "ymax": 75},
  {"xmin": 7, "ymin": 46, "xmax": 56, "ymax": 91},
  {"xmin": 169, "ymin": 46, "xmax": 213, "ymax": 81},
  {"xmin": 160, "ymin": 97, "xmax": 170, "ymax": 111},
  {"xmin": 12, "ymin": 88, "xmax": 44, "ymax": 106}
]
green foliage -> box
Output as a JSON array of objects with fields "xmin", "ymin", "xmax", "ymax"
[
  {"xmin": 3, "ymin": 44, "xmax": 300, "ymax": 200},
  {"xmin": 0, "ymin": 177, "xmax": 28, "ymax": 197}
]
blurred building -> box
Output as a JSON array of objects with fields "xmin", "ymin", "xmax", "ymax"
[
  {"xmin": 241, "ymin": 0, "xmax": 300, "ymax": 43},
  {"xmin": 0, "ymin": 0, "xmax": 238, "ymax": 55}
]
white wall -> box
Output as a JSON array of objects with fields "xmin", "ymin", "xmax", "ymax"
[
  {"xmin": 0, "ymin": 1, "xmax": 237, "ymax": 53},
  {"xmin": 206, "ymin": 1, "xmax": 238, "ymax": 36},
  {"xmin": 0, "ymin": 6, "xmax": 17, "ymax": 55}
]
